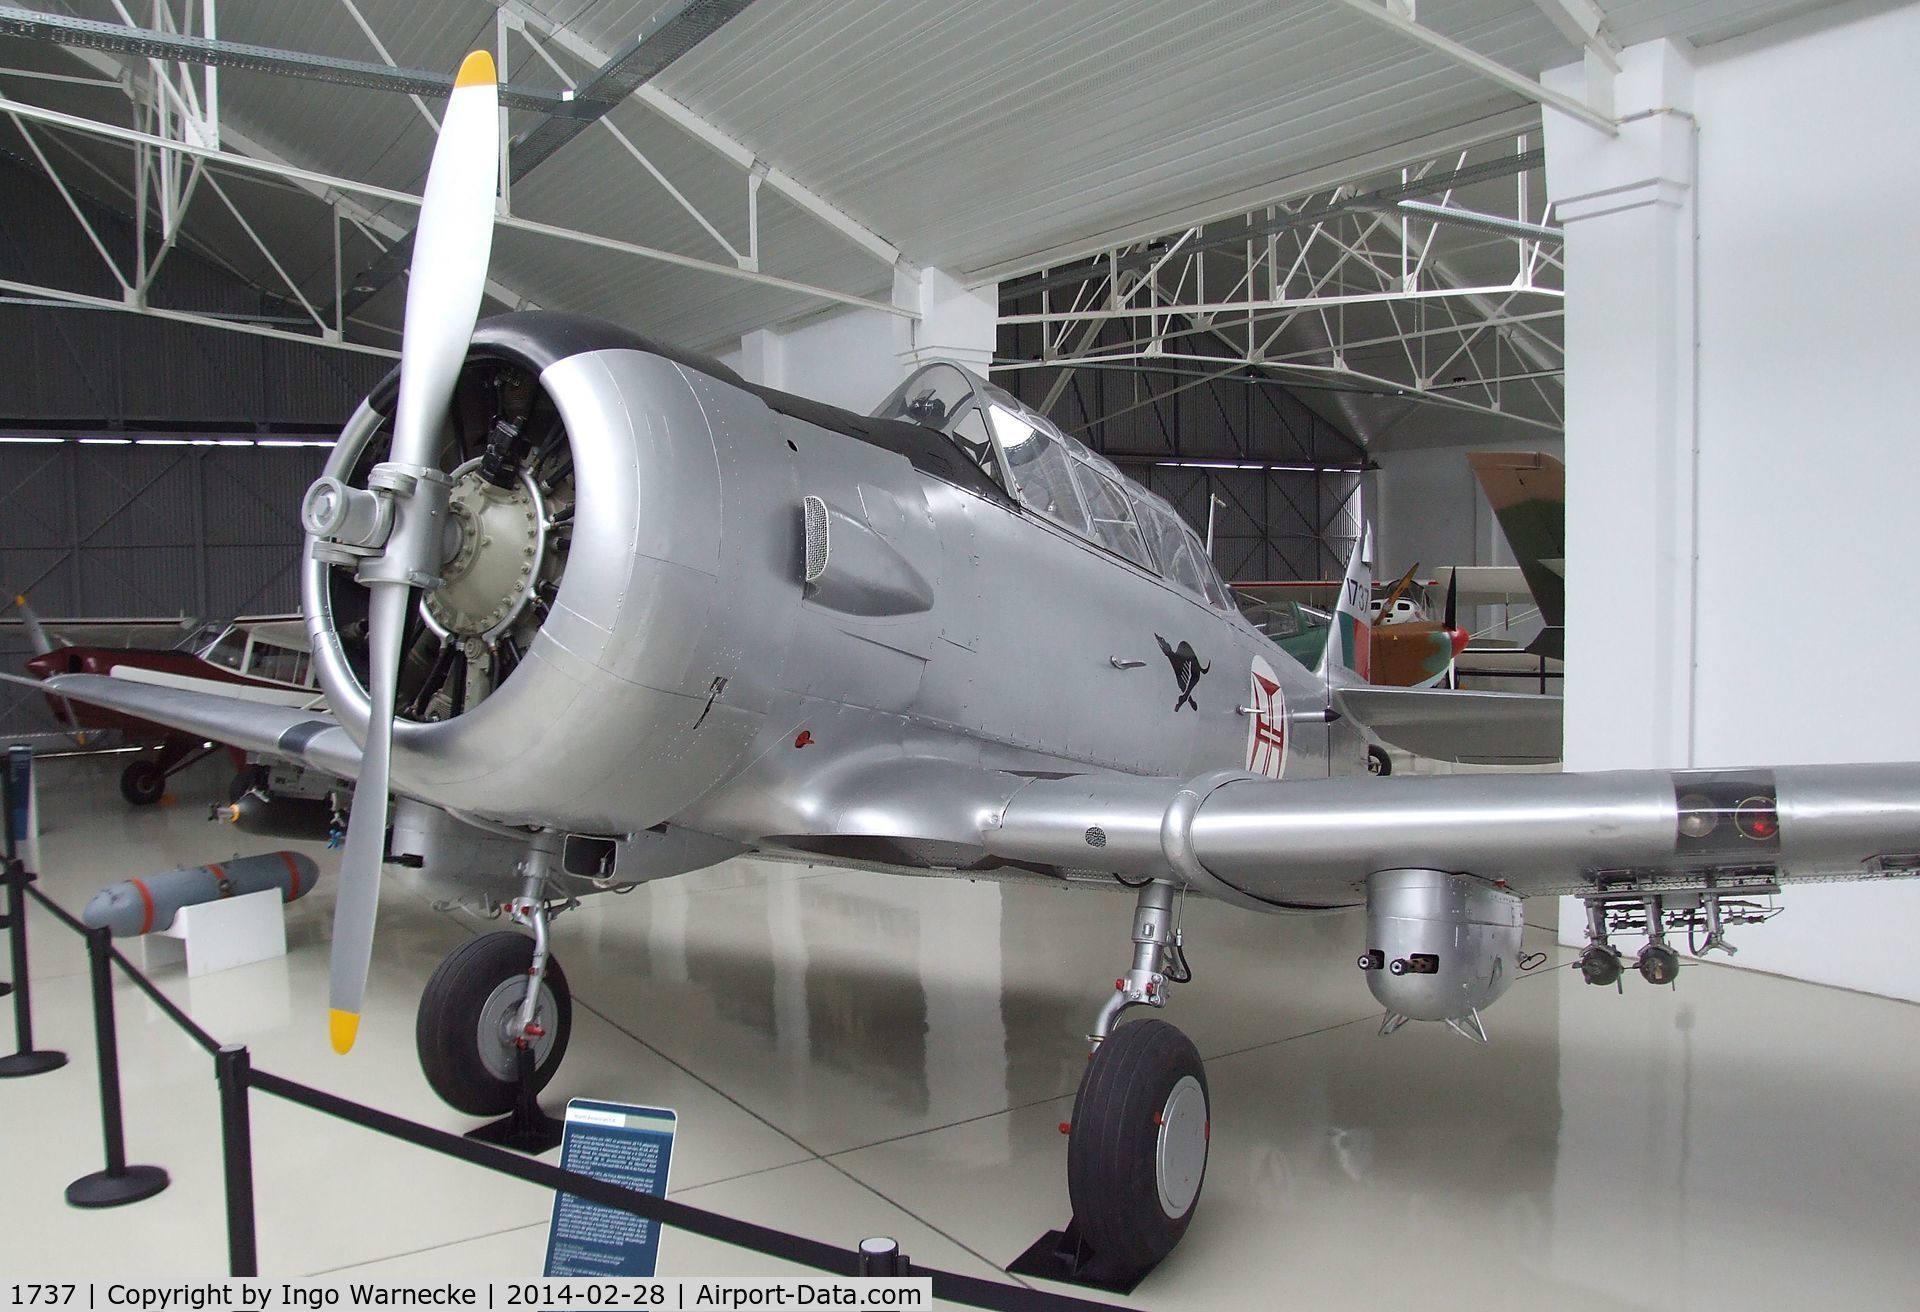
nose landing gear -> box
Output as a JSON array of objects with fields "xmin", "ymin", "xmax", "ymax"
[{"xmin": 415, "ymin": 834, "xmax": 572, "ymax": 1150}]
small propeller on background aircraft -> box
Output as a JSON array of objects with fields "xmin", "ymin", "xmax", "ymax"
[
  {"xmin": 302, "ymin": 50, "xmax": 500, "ymax": 1054},
  {"xmin": 1376, "ymin": 562, "xmax": 1420, "ymax": 622},
  {"xmin": 12, "ymin": 593, "xmax": 60, "ymax": 656}
]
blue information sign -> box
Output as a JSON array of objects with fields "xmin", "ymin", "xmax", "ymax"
[{"xmin": 544, "ymin": 1099, "xmax": 679, "ymax": 1277}]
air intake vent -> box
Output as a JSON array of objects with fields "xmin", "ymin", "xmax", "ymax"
[{"xmin": 803, "ymin": 495, "xmax": 830, "ymax": 583}]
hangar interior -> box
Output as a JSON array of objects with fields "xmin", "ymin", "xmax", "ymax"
[{"xmin": 3, "ymin": 0, "xmax": 1919, "ymax": 1304}]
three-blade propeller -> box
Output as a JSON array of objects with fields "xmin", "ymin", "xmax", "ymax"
[{"xmin": 328, "ymin": 50, "xmax": 500, "ymax": 1054}]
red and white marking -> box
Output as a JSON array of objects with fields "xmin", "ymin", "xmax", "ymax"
[{"xmin": 1245, "ymin": 656, "xmax": 1288, "ymax": 779}]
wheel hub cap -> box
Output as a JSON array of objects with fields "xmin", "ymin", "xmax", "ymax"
[
  {"xmin": 475, "ymin": 975, "xmax": 558, "ymax": 1081},
  {"xmin": 1156, "ymin": 1074, "xmax": 1208, "ymax": 1217}
]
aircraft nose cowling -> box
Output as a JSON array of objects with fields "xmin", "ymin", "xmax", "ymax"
[
  {"xmin": 1360, "ymin": 868, "xmax": 1523, "ymax": 1024},
  {"xmin": 305, "ymin": 313, "xmax": 796, "ymax": 833}
]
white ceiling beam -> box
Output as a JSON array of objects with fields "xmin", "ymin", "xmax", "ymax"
[
  {"xmin": 0, "ymin": 92, "xmax": 911, "ymax": 320},
  {"xmin": 39, "ymin": 18, "xmax": 540, "ymax": 314},
  {"xmin": 1529, "ymin": 0, "xmax": 1622, "ymax": 73},
  {"xmin": 0, "ymin": 276, "xmax": 398, "ymax": 357},
  {"xmin": 969, "ymin": 107, "xmax": 1542, "ymax": 288},
  {"xmin": 1332, "ymin": 0, "xmax": 1617, "ymax": 134},
  {"xmin": 493, "ymin": 0, "xmax": 900, "ymax": 267}
]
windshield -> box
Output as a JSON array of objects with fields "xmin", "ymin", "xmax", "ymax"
[
  {"xmin": 872, "ymin": 363, "xmax": 1002, "ymax": 484},
  {"xmin": 876, "ymin": 361, "xmax": 1236, "ymax": 609},
  {"xmin": 200, "ymin": 626, "xmax": 246, "ymax": 671}
]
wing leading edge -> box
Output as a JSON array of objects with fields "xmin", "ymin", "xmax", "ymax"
[
  {"xmin": 984, "ymin": 764, "xmax": 1920, "ymax": 906},
  {"xmin": 11, "ymin": 671, "xmax": 360, "ymax": 779}
]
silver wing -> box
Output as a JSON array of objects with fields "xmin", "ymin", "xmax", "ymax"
[
  {"xmin": 981, "ymin": 765, "xmax": 1920, "ymax": 905},
  {"xmin": 15, "ymin": 671, "xmax": 360, "ymax": 779},
  {"xmin": 25, "ymin": 671, "xmax": 1920, "ymax": 913},
  {"xmin": 1335, "ymin": 684, "xmax": 1562, "ymax": 765}
]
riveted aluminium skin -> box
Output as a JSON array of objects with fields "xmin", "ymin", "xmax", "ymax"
[{"xmin": 303, "ymin": 316, "xmax": 1332, "ymax": 850}]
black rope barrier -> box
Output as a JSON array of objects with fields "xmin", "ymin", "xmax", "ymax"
[
  {"xmin": 107, "ymin": 942, "xmax": 223, "ymax": 1056},
  {"xmin": 21, "ymin": 879, "xmax": 222, "ymax": 1055},
  {"xmin": 251, "ymin": 1068, "xmax": 861, "ymax": 1275},
  {"xmin": 5, "ymin": 868, "xmax": 1126, "ymax": 1311}
]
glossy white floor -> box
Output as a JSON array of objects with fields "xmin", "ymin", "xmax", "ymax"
[{"xmin": 4, "ymin": 754, "xmax": 1920, "ymax": 1307}]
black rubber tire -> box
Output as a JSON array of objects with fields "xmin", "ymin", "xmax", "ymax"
[
  {"xmin": 119, "ymin": 759, "xmax": 166, "ymax": 806},
  {"xmin": 416, "ymin": 931, "xmax": 572, "ymax": 1117},
  {"xmin": 227, "ymin": 765, "xmax": 268, "ymax": 803},
  {"xmin": 1067, "ymin": 1019, "xmax": 1209, "ymax": 1276},
  {"xmin": 1365, "ymin": 745, "xmax": 1392, "ymax": 777}
]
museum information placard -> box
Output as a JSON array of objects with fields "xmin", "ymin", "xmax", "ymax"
[{"xmin": 544, "ymin": 1100, "xmax": 679, "ymax": 1277}]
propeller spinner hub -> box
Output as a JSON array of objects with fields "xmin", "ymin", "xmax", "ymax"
[{"xmin": 425, "ymin": 460, "xmax": 547, "ymax": 641}]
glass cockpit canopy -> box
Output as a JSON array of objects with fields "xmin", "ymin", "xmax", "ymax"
[{"xmin": 873, "ymin": 363, "xmax": 1233, "ymax": 610}]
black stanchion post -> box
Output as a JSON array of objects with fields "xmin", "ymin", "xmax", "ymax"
[
  {"xmin": 857, "ymin": 1237, "xmax": 911, "ymax": 1277},
  {"xmin": 65, "ymin": 924, "xmax": 169, "ymax": 1207},
  {"xmin": 215, "ymin": 1044, "xmax": 259, "ymax": 1276},
  {"xmin": 0, "ymin": 854, "xmax": 64, "ymax": 1077}
]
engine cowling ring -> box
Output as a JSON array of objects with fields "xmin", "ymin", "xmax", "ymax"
[{"xmin": 302, "ymin": 316, "xmax": 786, "ymax": 832}]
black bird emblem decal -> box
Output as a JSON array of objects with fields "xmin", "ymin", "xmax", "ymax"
[{"xmin": 1155, "ymin": 635, "xmax": 1210, "ymax": 712}]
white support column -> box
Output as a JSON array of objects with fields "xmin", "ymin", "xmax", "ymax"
[
  {"xmin": 1541, "ymin": 40, "xmax": 1697, "ymax": 773},
  {"xmin": 894, "ymin": 265, "xmax": 997, "ymax": 377},
  {"xmin": 719, "ymin": 267, "xmax": 996, "ymax": 414}
]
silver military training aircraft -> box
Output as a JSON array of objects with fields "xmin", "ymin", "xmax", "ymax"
[{"xmin": 33, "ymin": 52, "xmax": 1920, "ymax": 1280}]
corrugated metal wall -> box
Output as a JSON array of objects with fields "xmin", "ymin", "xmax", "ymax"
[
  {"xmin": 0, "ymin": 150, "xmax": 389, "ymax": 428},
  {"xmin": 0, "ymin": 148, "xmax": 381, "ymax": 736},
  {"xmin": 0, "ymin": 442, "xmax": 324, "ymax": 736}
]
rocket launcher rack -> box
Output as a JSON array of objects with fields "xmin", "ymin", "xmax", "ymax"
[{"xmin": 0, "ymin": 798, "xmax": 1118, "ymax": 1309}]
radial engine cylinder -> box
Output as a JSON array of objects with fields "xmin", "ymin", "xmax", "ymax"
[{"xmin": 1359, "ymin": 868, "xmax": 1523, "ymax": 1023}]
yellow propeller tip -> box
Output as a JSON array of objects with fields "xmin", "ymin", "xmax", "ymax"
[
  {"xmin": 329, "ymin": 1009, "xmax": 361, "ymax": 1054},
  {"xmin": 13, "ymin": 594, "xmax": 24, "ymax": 605},
  {"xmin": 454, "ymin": 50, "xmax": 496, "ymax": 89}
]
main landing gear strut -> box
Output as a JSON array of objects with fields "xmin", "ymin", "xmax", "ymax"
[
  {"xmin": 416, "ymin": 834, "xmax": 571, "ymax": 1152},
  {"xmin": 1014, "ymin": 880, "xmax": 1208, "ymax": 1290},
  {"xmin": 119, "ymin": 738, "xmax": 224, "ymax": 806}
]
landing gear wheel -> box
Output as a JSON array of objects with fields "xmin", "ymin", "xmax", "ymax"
[
  {"xmin": 1579, "ymin": 945, "xmax": 1624, "ymax": 987},
  {"xmin": 1365, "ymin": 745, "xmax": 1392, "ymax": 777},
  {"xmin": 1637, "ymin": 942, "xmax": 1681, "ymax": 986},
  {"xmin": 416, "ymin": 931, "xmax": 571, "ymax": 1117},
  {"xmin": 119, "ymin": 759, "xmax": 165, "ymax": 806},
  {"xmin": 1067, "ymin": 1019, "xmax": 1209, "ymax": 1277}
]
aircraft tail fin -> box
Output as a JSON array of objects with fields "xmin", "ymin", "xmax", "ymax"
[
  {"xmin": 1318, "ymin": 527, "xmax": 1373, "ymax": 680},
  {"xmin": 1467, "ymin": 452, "xmax": 1564, "ymax": 657},
  {"xmin": 11, "ymin": 593, "xmax": 59, "ymax": 656}
]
